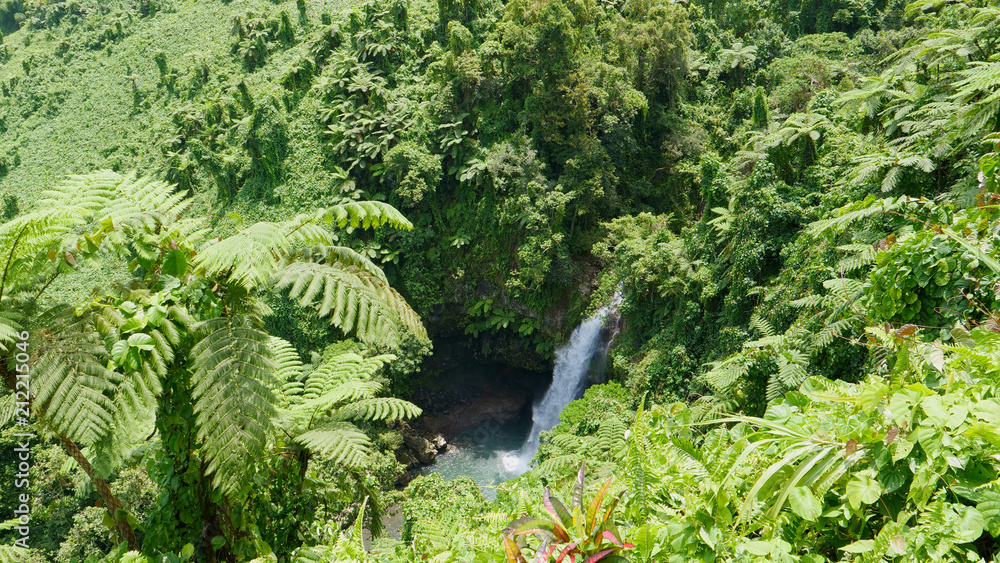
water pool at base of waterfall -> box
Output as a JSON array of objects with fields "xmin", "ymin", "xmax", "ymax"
[
  {"xmin": 416, "ymin": 415, "xmax": 532, "ymax": 501},
  {"xmin": 414, "ymin": 297, "xmax": 619, "ymax": 498}
]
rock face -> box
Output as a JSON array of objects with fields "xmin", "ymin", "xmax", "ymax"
[
  {"xmin": 419, "ymin": 388, "xmax": 529, "ymax": 435},
  {"xmin": 400, "ymin": 422, "xmax": 438, "ymax": 464}
]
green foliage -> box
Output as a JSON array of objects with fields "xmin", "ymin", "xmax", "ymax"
[{"xmin": 10, "ymin": 0, "xmax": 1000, "ymax": 561}]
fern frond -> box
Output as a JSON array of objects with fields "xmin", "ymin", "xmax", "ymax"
[
  {"xmin": 668, "ymin": 436, "xmax": 709, "ymax": 479},
  {"xmin": 536, "ymin": 453, "xmax": 585, "ymax": 475},
  {"xmin": 789, "ymin": 294, "xmax": 824, "ymax": 309},
  {"xmin": 750, "ymin": 313, "xmax": 776, "ymax": 338},
  {"xmin": 32, "ymin": 308, "xmax": 121, "ymax": 445},
  {"xmin": 40, "ymin": 171, "xmax": 189, "ymax": 222},
  {"xmin": 203, "ymin": 201, "xmax": 412, "ymax": 290},
  {"xmin": 337, "ymin": 397, "xmax": 422, "ymax": 421},
  {"xmin": 0, "ymin": 545, "xmax": 26, "ymax": 563},
  {"xmin": 0, "ymin": 311, "xmax": 22, "ymax": 352},
  {"xmin": 823, "ymin": 277, "xmax": 866, "ymax": 301},
  {"xmin": 195, "ymin": 222, "xmax": 311, "ymax": 290},
  {"xmin": 0, "ymin": 393, "xmax": 14, "ymax": 427},
  {"xmin": 273, "ymin": 262, "xmax": 405, "ymax": 346},
  {"xmin": 0, "ymin": 207, "xmax": 87, "ymax": 297},
  {"xmin": 190, "ymin": 315, "xmax": 277, "ymax": 496},
  {"xmin": 39, "ymin": 171, "xmax": 190, "ymax": 256},
  {"xmin": 595, "ymin": 417, "xmax": 628, "ymax": 455},
  {"xmin": 314, "ymin": 245, "xmax": 388, "ymax": 285},
  {"xmin": 807, "ymin": 196, "xmax": 904, "ymax": 236},
  {"xmin": 295, "ymin": 381, "xmax": 383, "ymax": 418},
  {"xmin": 767, "ymin": 350, "xmax": 809, "ymax": 401},
  {"xmin": 295, "ymin": 421, "xmax": 372, "ymax": 467},
  {"xmin": 324, "ymin": 200, "xmax": 412, "ymax": 231},
  {"xmin": 705, "ymin": 355, "xmax": 751, "ymax": 393},
  {"xmin": 300, "ymin": 353, "xmax": 393, "ymax": 398},
  {"xmin": 269, "ymin": 336, "xmax": 304, "ymax": 382}
]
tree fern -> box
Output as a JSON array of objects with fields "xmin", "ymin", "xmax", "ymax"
[
  {"xmin": 0, "ymin": 206, "xmax": 87, "ymax": 311},
  {"xmin": 195, "ymin": 221, "xmax": 325, "ymax": 290},
  {"xmin": 337, "ymin": 397, "xmax": 422, "ymax": 421},
  {"xmin": 273, "ymin": 261, "xmax": 410, "ymax": 346},
  {"xmin": 40, "ymin": 171, "xmax": 189, "ymax": 230},
  {"xmin": 294, "ymin": 422, "xmax": 372, "ymax": 467},
  {"xmin": 31, "ymin": 308, "xmax": 121, "ymax": 446},
  {"xmin": 194, "ymin": 200, "xmax": 412, "ymax": 292},
  {"xmin": 269, "ymin": 336, "xmax": 304, "ymax": 407},
  {"xmin": 295, "ymin": 352, "xmax": 393, "ymax": 404},
  {"xmin": 705, "ymin": 355, "xmax": 750, "ymax": 393},
  {"xmin": 0, "ymin": 545, "xmax": 25, "ymax": 563},
  {"xmin": 282, "ymin": 352, "xmax": 419, "ymax": 469},
  {"xmin": 190, "ymin": 315, "xmax": 278, "ymax": 495}
]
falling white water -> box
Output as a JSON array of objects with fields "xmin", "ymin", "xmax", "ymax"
[{"xmin": 510, "ymin": 298, "xmax": 620, "ymax": 475}]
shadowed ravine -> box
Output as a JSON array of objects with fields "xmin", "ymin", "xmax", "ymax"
[{"xmin": 417, "ymin": 300, "xmax": 620, "ymax": 499}]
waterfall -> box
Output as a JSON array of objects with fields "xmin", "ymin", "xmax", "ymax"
[{"xmin": 507, "ymin": 297, "xmax": 620, "ymax": 475}]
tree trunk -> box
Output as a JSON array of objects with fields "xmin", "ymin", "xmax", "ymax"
[{"xmin": 58, "ymin": 434, "xmax": 140, "ymax": 551}]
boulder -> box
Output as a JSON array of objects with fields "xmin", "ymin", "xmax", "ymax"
[{"xmin": 400, "ymin": 422, "xmax": 437, "ymax": 464}]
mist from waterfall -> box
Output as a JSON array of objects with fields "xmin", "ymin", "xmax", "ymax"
[{"xmin": 507, "ymin": 301, "xmax": 618, "ymax": 475}]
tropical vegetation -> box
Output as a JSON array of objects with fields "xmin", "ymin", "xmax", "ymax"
[{"xmin": 3, "ymin": 0, "xmax": 1000, "ymax": 561}]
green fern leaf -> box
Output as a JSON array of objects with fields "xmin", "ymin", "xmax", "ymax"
[
  {"xmin": 337, "ymin": 397, "xmax": 422, "ymax": 421},
  {"xmin": 32, "ymin": 309, "xmax": 121, "ymax": 445},
  {"xmin": 190, "ymin": 315, "xmax": 277, "ymax": 496},
  {"xmin": 295, "ymin": 421, "xmax": 372, "ymax": 467}
]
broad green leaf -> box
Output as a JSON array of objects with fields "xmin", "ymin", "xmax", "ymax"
[
  {"xmin": 162, "ymin": 249, "xmax": 188, "ymax": 276},
  {"xmin": 127, "ymin": 332, "xmax": 155, "ymax": 351},
  {"xmin": 846, "ymin": 474, "xmax": 883, "ymax": 510},
  {"xmin": 859, "ymin": 380, "xmax": 889, "ymax": 414},
  {"xmin": 789, "ymin": 486, "xmax": 822, "ymax": 521},
  {"xmin": 977, "ymin": 490, "xmax": 1000, "ymax": 537},
  {"xmin": 840, "ymin": 540, "xmax": 875, "ymax": 553},
  {"xmin": 946, "ymin": 401, "xmax": 969, "ymax": 430},
  {"xmin": 891, "ymin": 438, "xmax": 914, "ymax": 462},
  {"xmin": 955, "ymin": 506, "xmax": 985, "ymax": 543},
  {"xmin": 921, "ymin": 395, "xmax": 948, "ymax": 427},
  {"xmin": 111, "ymin": 339, "xmax": 129, "ymax": 364},
  {"xmin": 964, "ymin": 423, "xmax": 1000, "ymax": 447},
  {"xmin": 972, "ymin": 400, "xmax": 1000, "ymax": 425},
  {"xmin": 744, "ymin": 540, "xmax": 773, "ymax": 555},
  {"xmin": 146, "ymin": 305, "xmax": 167, "ymax": 326}
]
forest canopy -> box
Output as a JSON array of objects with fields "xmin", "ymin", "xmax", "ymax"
[{"xmin": 3, "ymin": 0, "xmax": 1000, "ymax": 561}]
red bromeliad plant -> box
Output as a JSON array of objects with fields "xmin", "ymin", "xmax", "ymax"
[{"xmin": 503, "ymin": 464, "xmax": 634, "ymax": 563}]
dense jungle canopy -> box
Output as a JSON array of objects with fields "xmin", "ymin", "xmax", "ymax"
[{"xmin": 4, "ymin": 0, "xmax": 1000, "ymax": 561}]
